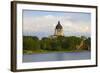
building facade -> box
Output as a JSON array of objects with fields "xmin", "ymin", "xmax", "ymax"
[{"xmin": 54, "ymin": 21, "xmax": 64, "ymax": 36}]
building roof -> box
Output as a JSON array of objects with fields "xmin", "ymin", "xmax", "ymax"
[{"xmin": 56, "ymin": 21, "xmax": 63, "ymax": 29}]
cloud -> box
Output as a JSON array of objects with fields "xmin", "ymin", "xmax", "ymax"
[{"xmin": 23, "ymin": 13, "xmax": 91, "ymax": 38}]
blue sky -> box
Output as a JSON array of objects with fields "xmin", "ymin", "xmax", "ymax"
[
  {"xmin": 23, "ymin": 10, "xmax": 91, "ymax": 22},
  {"xmin": 23, "ymin": 10, "xmax": 91, "ymax": 39}
]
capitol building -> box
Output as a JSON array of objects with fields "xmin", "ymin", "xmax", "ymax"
[
  {"xmin": 54, "ymin": 21, "xmax": 64, "ymax": 36},
  {"xmin": 50, "ymin": 21, "xmax": 64, "ymax": 38}
]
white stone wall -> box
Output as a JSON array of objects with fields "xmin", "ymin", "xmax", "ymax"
[{"xmin": 54, "ymin": 29, "xmax": 64, "ymax": 36}]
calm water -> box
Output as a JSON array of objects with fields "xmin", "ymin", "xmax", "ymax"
[{"xmin": 23, "ymin": 51, "xmax": 91, "ymax": 62}]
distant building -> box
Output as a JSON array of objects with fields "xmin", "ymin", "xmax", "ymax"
[
  {"xmin": 54, "ymin": 21, "xmax": 64, "ymax": 36},
  {"xmin": 49, "ymin": 21, "xmax": 64, "ymax": 39}
]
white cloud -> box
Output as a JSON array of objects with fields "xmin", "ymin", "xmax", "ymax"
[{"xmin": 23, "ymin": 14, "xmax": 91, "ymax": 37}]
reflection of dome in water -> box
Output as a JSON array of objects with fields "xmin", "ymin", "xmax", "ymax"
[{"xmin": 56, "ymin": 21, "xmax": 63, "ymax": 29}]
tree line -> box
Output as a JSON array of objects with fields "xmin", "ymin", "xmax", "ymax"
[{"xmin": 23, "ymin": 36, "xmax": 91, "ymax": 53}]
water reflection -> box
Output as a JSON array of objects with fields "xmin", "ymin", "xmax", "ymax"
[{"xmin": 23, "ymin": 51, "xmax": 91, "ymax": 62}]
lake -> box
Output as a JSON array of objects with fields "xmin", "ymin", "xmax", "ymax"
[{"xmin": 23, "ymin": 51, "xmax": 91, "ymax": 62}]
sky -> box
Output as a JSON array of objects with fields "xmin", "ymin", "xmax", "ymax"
[{"xmin": 23, "ymin": 10, "xmax": 91, "ymax": 39}]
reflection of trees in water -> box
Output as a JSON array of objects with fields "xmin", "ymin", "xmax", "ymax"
[{"xmin": 56, "ymin": 53, "xmax": 64, "ymax": 61}]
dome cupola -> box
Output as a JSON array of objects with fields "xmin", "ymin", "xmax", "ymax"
[{"xmin": 56, "ymin": 21, "xmax": 63, "ymax": 29}]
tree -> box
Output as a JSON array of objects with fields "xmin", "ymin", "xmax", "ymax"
[
  {"xmin": 84, "ymin": 37, "xmax": 91, "ymax": 50},
  {"xmin": 32, "ymin": 36, "xmax": 39, "ymax": 40},
  {"xmin": 40, "ymin": 37, "xmax": 51, "ymax": 50},
  {"xmin": 23, "ymin": 36, "xmax": 40, "ymax": 50},
  {"xmin": 23, "ymin": 35, "xmax": 90, "ymax": 53}
]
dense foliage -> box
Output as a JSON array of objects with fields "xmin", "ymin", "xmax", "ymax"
[{"xmin": 23, "ymin": 36, "xmax": 91, "ymax": 54}]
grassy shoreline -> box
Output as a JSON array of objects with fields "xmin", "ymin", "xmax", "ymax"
[{"xmin": 23, "ymin": 49, "xmax": 90, "ymax": 54}]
